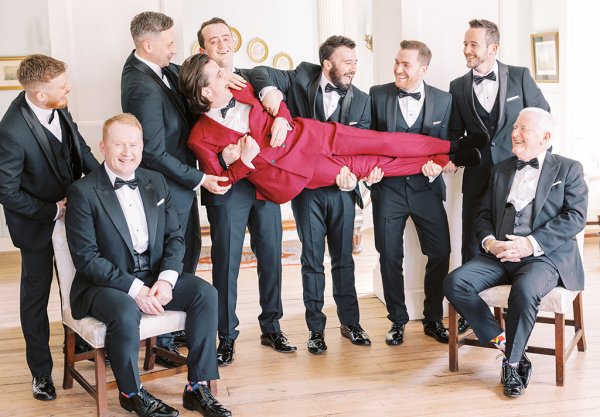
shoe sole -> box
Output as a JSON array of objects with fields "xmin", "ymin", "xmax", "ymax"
[
  {"xmin": 260, "ymin": 340, "xmax": 297, "ymax": 352},
  {"xmin": 385, "ymin": 338, "xmax": 403, "ymax": 346},
  {"xmin": 307, "ymin": 347, "xmax": 327, "ymax": 355},
  {"xmin": 340, "ymin": 332, "xmax": 372, "ymax": 346}
]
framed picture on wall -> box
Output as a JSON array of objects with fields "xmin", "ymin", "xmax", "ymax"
[
  {"xmin": 530, "ymin": 32, "xmax": 559, "ymax": 83},
  {"xmin": 272, "ymin": 52, "xmax": 293, "ymax": 70},
  {"xmin": 0, "ymin": 56, "xmax": 25, "ymax": 90},
  {"xmin": 247, "ymin": 38, "xmax": 268, "ymax": 63}
]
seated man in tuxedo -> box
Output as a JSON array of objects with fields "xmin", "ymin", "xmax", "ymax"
[
  {"xmin": 65, "ymin": 114, "xmax": 231, "ymax": 417},
  {"xmin": 443, "ymin": 108, "xmax": 587, "ymax": 398},
  {"xmin": 179, "ymin": 54, "xmax": 483, "ymax": 205}
]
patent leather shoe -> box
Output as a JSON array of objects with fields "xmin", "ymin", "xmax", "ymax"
[
  {"xmin": 518, "ymin": 352, "xmax": 532, "ymax": 388},
  {"xmin": 172, "ymin": 330, "xmax": 187, "ymax": 347},
  {"xmin": 307, "ymin": 331, "xmax": 327, "ymax": 355},
  {"xmin": 422, "ymin": 320, "xmax": 449, "ymax": 343},
  {"xmin": 340, "ymin": 324, "xmax": 371, "ymax": 346},
  {"xmin": 450, "ymin": 132, "xmax": 488, "ymax": 152},
  {"xmin": 385, "ymin": 323, "xmax": 405, "ymax": 346},
  {"xmin": 32, "ymin": 375, "xmax": 56, "ymax": 401},
  {"xmin": 501, "ymin": 360, "xmax": 525, "ymax": 398},
  {"xmin": 217, "ymin": 335, "xmax": 235, "ymax": 366},
  {"xmin": 457, "ymin": 316, "xmax": 470, "ymax": 334},
  {"xmin": 260, "ymin": 331, "xmax": 297, "ymax": 353},
  {"xmin": 119, "ymin": 387, "xmax": 179, "ymax": 417},
  {"xmin": 183, "ymin": 383, "xmax": 232, "ymax": 417},
  {"xmin": 155, "ymin": 344, "xmax": 182, "ymax": 369}
]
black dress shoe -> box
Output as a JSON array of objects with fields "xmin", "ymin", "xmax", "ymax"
[
  {"xmin": 217, "ymin": 335, "xmax": 235, "ymax": 366},
  {"xmin": 119, "ymin": 387, "xmax": 179, "ymax": 417},
  {"xmin": 457, "ymin": 316, "xmax": 470, "ymax": 334},
  {"xmin": 422, "ymin": 320, "xmax": 449, "ymax": 343},
  {"xmin": 340, "ymin": 324, "xmax": 371, "ymax": 346},
  {"xmin": 518, "ymin": 352, "xmax": 532, "ymax": 388},
  {"xmin": 450, "ymin": 148, "xmax": 481, "ymax": 167},
  {"xmin": 155, "ymin": 344, "xmax": 182, "ymax": 369},
  {"xmin": 501, "ymin": 360, "xmax": 525, "ymax": 398},
  {"xmin": 260, "ymin": 331, "xmax": 297, "ymax": 353},
  {"xmin": 172, "ymin": 330, "xmax": 187, "ymax": 347},
  {"xmin": 307, "ymin": 331, "xmax": 327, "ymax": 355},
  {"xmin": 183, "ymin": 383, "xmax": 232, "ymax": 417},
  {"xmin": 32, "ymin": 375, "xmax": 56, "ymax": 401},
  {"xmin": 385, "ymin": 323, "xmax": 405, "ymax": 346}
]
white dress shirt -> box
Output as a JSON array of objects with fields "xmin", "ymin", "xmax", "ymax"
[
  {"xmin": 206, "ymin": 98, "xmax": 251, "ymax": 133},
  {"xmin": 104, "ymin": 165, "xmax": 178, "ymax": 298},
  {"xmin": 134, "ymin": 52, "xmax": 171, "ymax": 89},
  {"xmin": 319, "ymin": 74, "xmax": 343, "ymax": 120},
  {"xmin": 473, "ymin": 60, "xmax": 499, "ymax": 113},
  {"xmin": 398, "ymin": 82, "xmax": 425, "ymax": 128}
]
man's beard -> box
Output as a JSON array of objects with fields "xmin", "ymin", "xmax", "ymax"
[{"xmin": 329, "ymin": 64, "xmax": 353, "ymax": 91}]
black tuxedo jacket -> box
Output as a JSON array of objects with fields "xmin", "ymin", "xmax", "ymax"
[
  {"xmin": 476, "ymin": 152, "xmax": 587, "ymax": 290},
  {"xmin": 449, "ymin": 61, "xmax": 549, "ymax": 197},
  {"xmin": 121, "ymin": 52, "xmax": 203, "ymax": 215},
  {"xmin": 66, "ymin": 166, "xmax": 185, "ymax": 319},
  {"xmin": 0, "ymin": 91, "xmax": 99, "ymax": 250},
  {"xmin": 370, "ymin": 82, "xmax": 451, "ymax": 200}
]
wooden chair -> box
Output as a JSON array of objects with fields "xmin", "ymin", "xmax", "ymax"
[
  {"xmin": 52, "ymin": 220, "xmax": 216, "ymax": 417},
  {"xmin": 448, "ymin": 285, "xmax": 586, "ymax": 386}
]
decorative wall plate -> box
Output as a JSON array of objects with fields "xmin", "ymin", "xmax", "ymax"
[
  {"xmin": 272, "ymin": 52, "xmax": 293, "ymax": 70},
  {"xmin": 247, "ymin": 37, "xmax": 268, "ymax": 63}
]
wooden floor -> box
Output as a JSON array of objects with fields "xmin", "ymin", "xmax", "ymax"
[{"xmin": 1, "ymin": 230, "xmax": 599, "ymax": 417}]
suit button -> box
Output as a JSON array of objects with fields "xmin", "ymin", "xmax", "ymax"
[
  {"xmin": 271, "ymin": 160, "xmax": 276, "ymax": 164},
  {"xmin": 267, "ymin": 133, "xmax": 272, "ymax": 138},
  {"xmin": 406, "ymin": 176, "xmax": 410, "ymax": 180},
  {"xmin": 491, "ymin": 142, "xmax": 496, "ymax": 146}
]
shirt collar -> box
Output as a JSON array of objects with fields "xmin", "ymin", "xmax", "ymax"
[
  {"xmin": 104, "ymin": 164, "xmax": 135, "ymax": 186},
  {"xmin": 134, "ymin": 52, "xmax": 164, "ymax": 80},
  {"xmin": 473, "ymin": 60, "xmax": 499, "ymax": 78},
  {"xmin": 399, "ymin": 82, "xmax": 425, "ymax": 100},
  {"xmin": 25, "ymin": 93, "xmax": 55, "ymax": 125}
]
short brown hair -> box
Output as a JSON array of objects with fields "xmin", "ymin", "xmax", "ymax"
[
  {"xmin": 318, "ymin": 35, "xmax": 356, "ymax": 66},
  {"xmin": 469, "ymin": 19, "xmax": 500, "ymax": 46},
  {"xmin": 400, "ymin": 40, "xmax": 432, "ymax": 66},
  {"xmin": 17, "ymin": 54, "xmax": 67, "ymax": 88},
  {"xmin": 197, "ymin": 17, "xmax": 230, "ymax": 49},
  {"xmin": 179, "ymin": 54, "xmax": 213, "ymax": 115},
  {"xmin": 102, "ymin": 113, "xmax": 143, "ymax": 140},
  {"xmin": 130, "ymin": 11, "xmax": 173, "ymax": 44}
]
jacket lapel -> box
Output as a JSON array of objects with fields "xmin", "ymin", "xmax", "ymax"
[
  {"xmin": 137, "ymin": 171, "xmax": 158, "ymax": 254},
  {"xmin": 462, "ymin": 72, "xmax": 487, "ymax": 132},
  {"xmin": 494, "ymin": 158, "xmax": 517, "ymax": 235},
  {"xmin": 421, "ymin": 83, "xmax": 434, "ymax": 135},
  {"xmin": 385, "ymin": 85, "xmax": 398, "ymax": 132},
  {"xmin": 308, "ymin": 73, "xmax": 320, "ymax": 119},
  {"xmin": 496, "ymin": 61, "xmax": 509, "ymax": 132},
  {"xmin": 339, "ymin": 85, "xmax": 353, "ymax": 125},
  {"xmin": 532, "ymin": 152, "xmax": 559, "ymax": 224}
]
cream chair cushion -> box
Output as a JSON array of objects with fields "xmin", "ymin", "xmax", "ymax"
[{"xmin": 479, "ymin": 285, "xmax": 579, "ymax": 315}]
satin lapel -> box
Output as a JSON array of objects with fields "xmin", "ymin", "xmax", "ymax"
[
  {"xmin": 496, "ymin": 61, "xmax": 509, "ymax": 132},
  {"xmin": 58, "ymin": 109, "xmax": 83, "ymax": 173},
  {"xmin": 385, "ymin": 85, "xmax": 398, "ymax": 132},
  {"xmin": 532, "ymin": 152, "xmax": 559, "ymax": 224},
  {"xmin": 495, "ymin": 160, "xmax": 516, "ymax": 234},
  {"xmin": 339, "ymin": 85, "xmax": 353, "ymax": 125},
  {"xmin": 463, "ymin": 72, "xmax": 487, "ymax": 132},
  {"xmin": 421, "ymin": 84, "xmax": 434, "ymax": 135},
  {"xmin": 94, "ymin": 167, "xmax": 135, "ymax": 256},
  {"xmin": 18, "ymin": 94, "xmax": 63, "ymax": 182},
  {"xmin": 308, "ymin": 73, "xmax": 320, "ymax": 119},
  {"xmin": 137, "ymin": 171, "xmax": 158, "ymax": 253},
  {"xmin": 128, "ymin": 54, "xmax": 189, "ymax": 128}
]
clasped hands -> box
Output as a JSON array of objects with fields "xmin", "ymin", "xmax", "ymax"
[
  {"xmin": 135, "ymin": 280, "xmax": 173, "ymax": 315},
  {"xmin": 336, "ymin": 166, "xmax": 384, "ymax": 191},
  {"xmin": 485, "ymin": 235, "xmax": 534, "ymax": 262}
]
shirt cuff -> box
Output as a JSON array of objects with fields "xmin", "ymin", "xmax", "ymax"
[
  {"xmin": 259, "ymin": 86, "xmax": 278, "ymax": 101},
  {"xmin": 194, "ymin": 174, "xmax": 206, "ymax": 190},
  {"xmin": 128, "ymin": 278, "xmax": 145, "ymax": 299},
  {"xmin": 526, "ymin": 235, "xmax": 544, "ymax": 256},
  {"xmin": 482, "ymin": 235, "xmax": 495, "ymax": 252},
  {"xmin": 158, "ymin": 270, "xmax": 179, "ymax": 288},
  {"xmin": 53, "ymin": 203, "xmax": 61, "ymax": 221},
  {"xmin": 428, "ymin": 173, "xmax": 441, "ymax": 183}
]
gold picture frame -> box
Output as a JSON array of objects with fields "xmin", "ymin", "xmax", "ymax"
[
  {"xmin": 247, "ymin": 37, "xmax": 268, "ymax": 63},
  {"xmin": 272, "ymin": 52, "xmax": 293, "ymax": 70},
  {"xmin": 230, "ymin": 27, "xmax": 242, "ymax": 52},
  {"xmin": 530, "ymin": 32, "xmax": 559, "ymax": 83},
  {"xmin": 191, "ymin": 40, "xmax": 201, "ymax": 55},
  {"xmin": 0, "ymin": 56, "xmax": 25, "ymax": 90}
]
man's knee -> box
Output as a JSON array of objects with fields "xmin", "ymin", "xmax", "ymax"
[{"xmin": 107, "ymin": 302, "xmax": 141, "ymax": 339}]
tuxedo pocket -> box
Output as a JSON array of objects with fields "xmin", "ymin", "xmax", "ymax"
[
  {"xmin": 433, "ymin": 120, "xmax": 442, "ymax": 125},
  {"xmin": 506, "ymin": 95, "xmax": 520, "ymax": 103},
  {"xmin": 157, "ymin": 198, "xmax": 165, "ymax": 206}
]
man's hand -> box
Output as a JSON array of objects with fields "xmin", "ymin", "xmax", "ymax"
[
  {"xmin": 222, "ymin": 140, "xmax": 242, "ymax": 166},
  {"xmin": 148, "ymin": 280, "xmax": 173, "ymax": 306},
  {"xmin": 421, "ymin": 161, "xmax": 443, "ymax": 178},
  {"xmin": 336, "ymin": 166, "xmax": 358, "ymax": 191},
  {"xmin": 269, "ymin": 117, "xmax": 289, "ymax": 147},
  {"xmin": 496, "ymin": 235, "xmax": 534, "ymax": 262},
  {"xmin": 443, "ymin": 161, "xmax": 458, "ymax": 173},
  {"xmin": 223, "ymin": 71, "xmax": 247, "ymax": 90},
  {"xmin": 240, "ymin": 134, "xmax": 260, "ymax": 168},
  {"xmin": 202, "ymin": 175, "xmax": 232, "ymax": 194},
  {"xmin": 262, "ymin": 89, "xmax": 284, "ymax": 116},
  {"xmin": 361, "ymin": 166, "xmax": 384, "ymax": 184},
  {"xmin": 135, "ymin": 286, "xmax": 164, "ymax": 315},
  {"xmin": 56, "ymin": 198, "xmax": 67, "ymax": 220}
]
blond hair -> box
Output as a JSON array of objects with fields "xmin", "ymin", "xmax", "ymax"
[{"xmin": 102, "ymin": 113, "xmax": 143, "ymax": 140}]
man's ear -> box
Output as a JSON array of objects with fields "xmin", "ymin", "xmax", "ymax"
[
  {"xmin": 201, "ymin": 86, "xmax": 211, "ymax": 101},
  {"xmin": 322, "ymin": 59, "xmax": 332, "ymax": 72}
]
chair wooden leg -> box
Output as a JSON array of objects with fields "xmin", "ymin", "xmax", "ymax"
[
  {"xmin": 63, "ymin": 325, "xmax": 75, "ymax": 389},
  {"xmin": 573, "ymin": 292, "xmax": 586, "ymax": 352},
  {"xmin": 555, "ymin": 312, "xmax": 566, "ymax": 387},
  {"xmin": 144, "ymin": 336, "xmax": 157, "ymax": 371},
  {"xmin": 494, "ymin": 307, "xmax": 505, "ymax": 329},
  {"xmin": 208, "ymin": 379, "xmax": 218, "ymax": 395},
  {"xmin": 95, "ymin": 348, "xmax": 108, "ymax": 417},
  {"xmin": 448, "ymin": 303, "xmax": 459, "ymax": 372}
]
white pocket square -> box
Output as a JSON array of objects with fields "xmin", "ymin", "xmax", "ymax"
[
  {"xmin": 551, "ymin": 181, "xmax": 562, "ymax": 187},
  {"xmin": 433, "ymin": 120, "xmax": 441, "ymax": 125},
  {"xmin": 349, "ymin": 121, "xmax": 358, "ymax": 126},
  {"xmin": 157, "ymin": 199, "xmax": 165, "ymax": 206},
  {"xmin": 507, "ymin": 95, "xmax": 520, "ymax": 102}
]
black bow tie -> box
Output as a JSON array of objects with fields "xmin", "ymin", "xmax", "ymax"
[
  {"xmin": 473, "ymin": 71, "xmax": 497, "ymax": 85},
  {"xmin": 324, "ymin": 83, "xmax": 347, "ymax": 98},
  {"xmin": 220, "ymin": 97, "xmax": 236, "ymax": 118},
  {"xmin": 516, "ymin": 158, "xmax": 539, "ymax": 170},
  {"xmin": 48, "ymin": 109, "xmax": 56, "ymax": 124},
  {"xmin": 114, "ymin": 177, "xmax": 138, "ymax": 190},
  {"xmin": 398, "ymin": 89, "xmax": 421, "ymax": 101}
]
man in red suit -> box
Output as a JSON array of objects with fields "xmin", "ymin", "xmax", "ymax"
[{"xmin": 181, "ymin": 54, "xmax": 481, "ymax": 204}]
